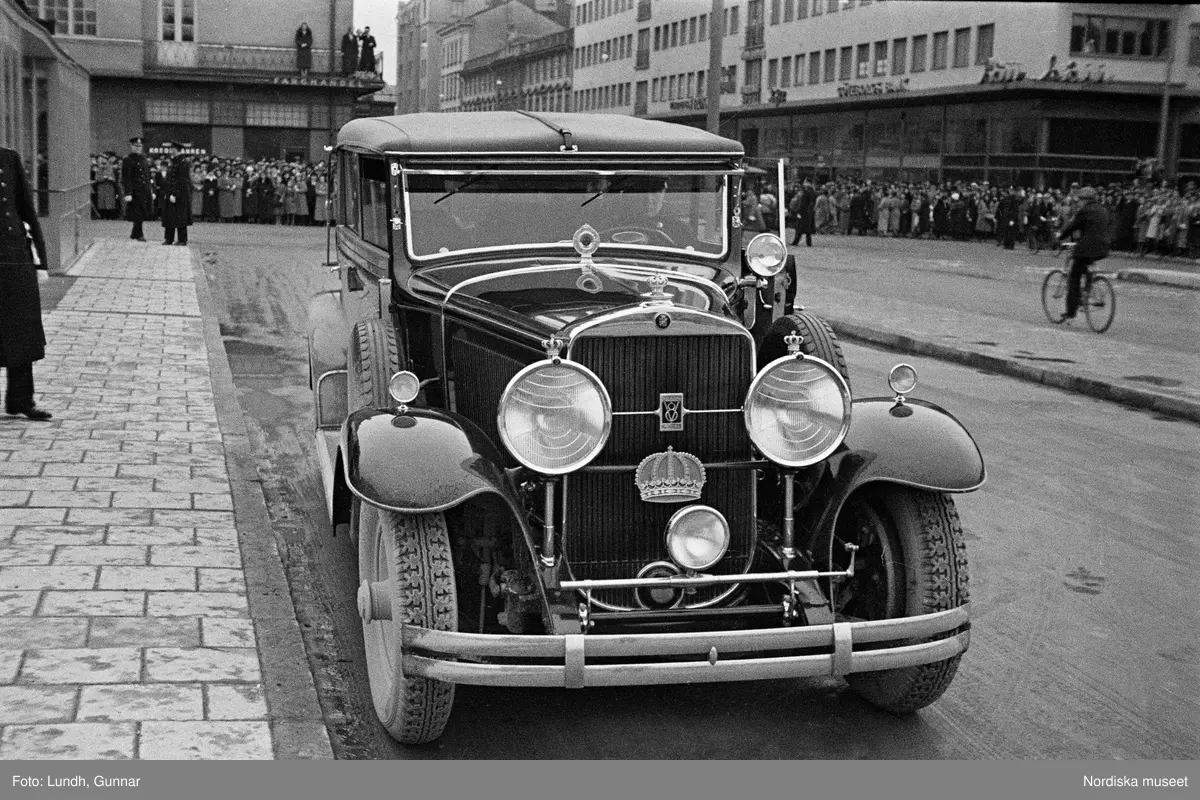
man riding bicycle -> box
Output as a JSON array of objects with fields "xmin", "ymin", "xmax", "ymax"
[{"xmin": 1055, "ymin": 186, "xmax": 1112, "ymax": 319}]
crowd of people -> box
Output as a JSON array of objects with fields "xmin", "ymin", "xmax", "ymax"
[
  {"xmin": 91, "ymin": 151, "xmax": 330, "ymax": 227},
  {"xmin": 744, "ymin": 177, "xmax": 1200, "ymax": 259}
]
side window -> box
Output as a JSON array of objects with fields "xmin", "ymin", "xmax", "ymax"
[
  {"xmin": 360, "ymin": 157, "xmax": 390, "ymax": 249},
  {"xmin": 340, "ymin": 151, "xmax": 360, "ymax": 234}
]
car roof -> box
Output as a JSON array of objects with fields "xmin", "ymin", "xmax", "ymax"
[{"xmin": 337, "ymin": 111, "xmax": 744, "ymax": 157}]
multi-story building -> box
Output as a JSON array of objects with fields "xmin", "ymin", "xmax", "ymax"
[
  {"xmin": 572, "ymin": 1, "xmax": 1200, "ymax": 187},
  {"xmin": 397, "ymin": 0, "xmax": 570, "ymax": 114},
  {"xmin": 2, "ymin": 0, "xmax": 92, "ymax": 270},
  {"xmin": 460, "ymin": 27, "xmax": 572, "ymax": 112},
  {"xmin": 41, "ymin": 0, "xmax": 384, "ymax": 161}
]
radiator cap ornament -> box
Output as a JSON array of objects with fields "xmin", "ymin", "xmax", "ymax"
[{"xmin": 635, "ymin": 447, "xmax": 706, "ymax": 504}]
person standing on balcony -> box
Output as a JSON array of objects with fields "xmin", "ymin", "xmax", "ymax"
[
  {"xmin": 161, "ymin": 142, "xmax": 192, "ymax": 246},
  {"xmin": 120, "ymin": 136, "xmax": 153, "ymax": 242},
  {"xmin": 358, "ymin": 26, "xmax": 376, "ymax": 74},
  {"xmin": 295, "ymin": 22, "xmax": 313, "ymax": 77},
  {"xmin": 341, "ymin": 26, "xmax": 358, "ymax": 76}
]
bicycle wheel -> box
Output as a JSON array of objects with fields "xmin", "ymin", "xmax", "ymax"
[
  {"xmin": 1041, "ymin": 269, "xmax": 1069, "ymax": 324},
  {"xmin": 1084, "ymin": 275, "xmax": 1116, "ymax": 333}
]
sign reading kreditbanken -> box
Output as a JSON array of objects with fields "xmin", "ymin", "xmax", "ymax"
[
  {"xmin": 980, "ymin": 55, "xmax": 1109, "ymax": 85},
  {"xmin": 837, "ymin": 78, "xmax": 909, "ymax": 97}
]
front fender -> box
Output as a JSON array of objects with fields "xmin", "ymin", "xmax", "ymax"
[
  {"xmin": 306, "ymin": 289, "xmax": 349, "ymax": 384},
  {"xmin": 342, "ymin": 406, "xmax": 516, "ymax": 514},
  {"xmin": 797, "ymin": 397, "xmax": 985, "ymax": 554},
  {"xmin": 841, "ymin": 397, "xmax": 985, "ymax": 493}
]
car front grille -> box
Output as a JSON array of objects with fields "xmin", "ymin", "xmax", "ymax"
[{"xmin": 565, "ymin": 331, "xmax": 756, "ymax": 610}]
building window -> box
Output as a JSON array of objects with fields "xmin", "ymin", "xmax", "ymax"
[
  {"xmin": 827, "ymin": 0, "xmax": 837, "ymax": 13},
  {"xmin": 811, "ymin": 0, "xmax": 821, "ymax": 16},
  {"xmin": 36, "ymin": 0, "xmax": 97, "ymax": 36},
  {"xmin": 839, "ymin": 46, "xmax": 852, "ymax": 81},
  {"xmin": 976, "ymin": 24, "xmax": 994, "ymax": 64},
  {"xmin": 780, "ymin": 56, "xmax": 791, "ymax": 86},
  {"xmin": 891, "ymin": 38, "xmax": 907, "ymax": 75},
  {"xmin": 670, "ymin": 22, "xmax": 679, "ymax": 47},
  {"xmin": 823, "ymin": 48, "xmax": 835, "ymax": 82},
  {"xmin": 874, "ymin": 40, "xmax": 888, "ymax": 75},
  {"xmin": 689, "ymin": 17, "xmax": 697, "ymax": 43},
  {"xmin": 745, "ymin": 58, "xmax": 761, "ymax": 89},
  {"xmin": 797, "ymin": 0, "xmax": 807, "ymax": 19},
  {"xmin": 784, "ymin": 0, "xmax": 794, "ymax": 23},
  {"xmin": 145, "ymin": 99, "xmax": 210, "ymax": 124},
  {"xmin": 794, "ymin": 54, "xmax": 805, "ymax": 85},
  {"xmin": 808, "ymin": 51, "xmax": 819, "ymax": 84},
  {"xmin": 246, "ymin": 103, "xmax": 308, "ymax": 128},
  {"xmin": 160, "ymin": 0, "xmax": 195, "ymax": 43},
  {"xmin": 953, "ymin": 27, "xmax": 970, "ymax": 68},
  {"xmin": 767, "ymin": 58, "xmax": 778, "ymax": 86},
  {"xmin": 699, "ymin": 14, "xmax": 707, "ymax": 39},
  {"xmin": 770, "ymin": 0, "xmax": 780, "ymax": 25},
  {"xmin": 911, "ymin": 34, "xmax": 927, "ymax": 72},
  {"xmin": 725, "ymin": 6, "xmax": 740, "ymax": 35},
  {"xmin": 1190, "ymin": 24, "xmax": 1200, "ymax": 66},
  {"xmin": 855, "ymin": 43, "xmax": 870, "ymax": 78},
  {"xmin": 1070, "ymin": 14, "xmax": 1171, "ymax": 58},
  {"xmin": 931, "ymin": 31, "xmax": 948, "ymax": 70}
]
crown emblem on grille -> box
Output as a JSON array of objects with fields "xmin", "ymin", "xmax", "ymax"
[{"xmin": 635, "ymin": 447, "xmax": 706, "ymax": 504}]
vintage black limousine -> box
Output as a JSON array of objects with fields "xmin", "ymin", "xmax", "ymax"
[{"xmin": 306, "ymin": 112, "xmax": 985, "ymax": 744}]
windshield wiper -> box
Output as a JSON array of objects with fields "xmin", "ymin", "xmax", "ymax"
[
  {"xmin": 434, "ymin": 175, "xmax": 484, "ymax": 205},
  {"xmin": 581, "ymin": 176, "xmax": 633, "ymax": 207}
]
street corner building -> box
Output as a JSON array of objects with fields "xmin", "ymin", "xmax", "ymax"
[
  {"xmin": 2, "ymin": 0, "xmax": 93, "ymax": 272},
  {"xmin": 558, "ymin": 0, "xmax": 1200, "ymax": 189},
  {"xmin": 37, "ymin": 0, "xmax": 386, "ymax": 163}
]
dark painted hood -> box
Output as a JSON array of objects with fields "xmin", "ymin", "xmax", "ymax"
[{"xmin": 408, "ymin": 258, "xmax": 739, "ymax": 333}]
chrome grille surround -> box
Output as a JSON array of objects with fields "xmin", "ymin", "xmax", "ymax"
[{"xmin": 564, "ymin": 307, "xmax": 757, "ymax": 611}]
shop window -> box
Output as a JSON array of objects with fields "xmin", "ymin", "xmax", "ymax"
[
  {"xmin": 1070, "ymin": 14, "xmax": 1171, "ymax": 58},
  {"xmin": 953, "ymin": 28, "xmax": 970, "ymax": 68},
  {"xmin": 1048, "ymin": 118, "xmax": 1157, "ymax": 157},
  {"xmin": 246, "ymin": 103, "xmax": 308, "ymax": 128},
  {"xmin": 945, "ymin": 118, "xmax": 987, "ymax": 154},
  {"xmin": 892, "ymin": 38, "xmax": 907, "ymax": 75},
  {"xmin": 932, "ymin": 31, "xmax": 949, "ymax": 70},
  {"xmin": 911, "ymin": 35, "xmax": 927, "ymax": 72},
  {"xmin": 144, "ymin": 99, "xmax": 210, "ymax": 124},
  {"xmin": 976, "ymin": 24, "xmax": 994, "ymax": 65}
]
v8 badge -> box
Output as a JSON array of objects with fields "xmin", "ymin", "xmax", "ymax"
[{"xmin": 658, "ymin": 392, "xmax": 684, "ymax": 432}]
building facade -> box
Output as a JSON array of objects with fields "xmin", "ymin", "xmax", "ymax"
[
  {"xmin": 570, "ymin": 0, "xmax": 1200, "ymax": 188},
  {"xmin": 41, "ymin": 0, "xmax": 384, "ymax": 162},
  {"xmin": 460, "ymin": 27, "xmax": 572, "ymax": 112},
  {"xmin": 2, "ymin": 0, "xmax": 93, "ymax": 270}
]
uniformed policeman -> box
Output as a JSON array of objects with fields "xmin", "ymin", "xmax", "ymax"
[
  {"xmin": 161, "ymin": 141, "xmax": 192, "ymax": 246},
  {"xmin": 0, "ymin": 147, "xmax": 52, "ymax": 420},
  {"xmin": 121, "ymin": 136, "xmax": 154, "ymax": 242}
]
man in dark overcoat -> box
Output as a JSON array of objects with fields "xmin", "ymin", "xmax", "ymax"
[
  {"xmin": 358, "ymin": 26, "xmax": 377, "ymax": 73},
  {"xmin": 789, "ymin": 179, "xmax": 817, "ymax": 247},
  {"xmin": 161, "ymin": 141, "xmax": 192, "ymax": 245},
  {"xmin": 120, "ymin": 136, "xmax": 153, "ymax": 241},
  {"xmin": 0, "ymin": 147, "xmax": 52, "ymax": 420}
]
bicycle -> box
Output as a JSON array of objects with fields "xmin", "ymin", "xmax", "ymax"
[{"xmin": 1040, "ymin": 243, "xmax": 1116, "ymax": 333}]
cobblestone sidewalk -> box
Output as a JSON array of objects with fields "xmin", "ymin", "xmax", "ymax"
[{"xmin": 0, "ymin": 240, "xmax": 327, "ymax": 759}]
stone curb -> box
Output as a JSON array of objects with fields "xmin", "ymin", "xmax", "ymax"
[
  {"xmin": 1114, "ymin": 269, "xmax": 1200, "ymax": 291},
  {"xmin": 188, "ymin": 249, "xmax": 334, "ymax": 760},
  {"xmin": 827, "ymin": 319, "xmax": 1200, "ymax": 425}
]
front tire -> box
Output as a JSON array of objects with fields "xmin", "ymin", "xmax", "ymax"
[
  {"xmin": 359, "ymin": 507, "xmax": 457, "ymax": 745},
  {"xmin": 831, "ymin": 486, "xmax": 969, "ymax": 714},
  {"xmin": 758, "ymin": 312, "xmax": 850, "ymax": 390},
  {"xmin": 1041, "ymin": 269, "xmax": 1068, "ymax": 324}
]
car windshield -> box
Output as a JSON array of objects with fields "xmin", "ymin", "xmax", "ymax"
[{"xmin": 403, "ymin": 172, "xmax": 728, "ymax": 260}]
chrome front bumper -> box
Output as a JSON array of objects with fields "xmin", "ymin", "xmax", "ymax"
[{"xmin": 401, "ymin": 604, "xmax": 969, "ymax": 688}]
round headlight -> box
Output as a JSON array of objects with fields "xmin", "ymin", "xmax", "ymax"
[
  {"xmin": 498, "ymin": 360, "xmax": 611, "ymax": 475},
  {"xmin": 744, "ymin": 356, "xmax": 851, "ymax": 467},
  {"xmin": 665, "ymin": 506, "xmax": 730, "ymax": 572},
  {"xmin": 745, "ymin": 233, "xmax": 787, "ymax": 277},
  {"xmin": 388, "ymin": 371, "xmax": 421, "ymax": 404},
  {"xmin": 888, "ymin": 363, "xmax": 918, "ymax": 395}
]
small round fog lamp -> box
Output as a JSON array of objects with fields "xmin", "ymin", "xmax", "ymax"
[
  {"xmin": 665, "ymin": 506, "xmax": 730, "ymax": 572},
  {"xmin": 888, "ymin": 364, "xmax": 918, "ymax": 396},
  {"xmin": 388, "ymin": 371, "xmax": 421, "ymax": 405}
]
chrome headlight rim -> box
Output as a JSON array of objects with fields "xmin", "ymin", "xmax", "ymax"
[
  {"xmin": 665, "ymin": 505, "xmax": 731, "ymax": 572},
  {"xmin": 745, "ymin": 232, "xmax": 788, "ymax": 277},
  {"xmin": 497, "ymin": 358, "xmax": 613, "ymax": 476},
  {"xmin": 743, "ymin": 353, "xmax": 852, "ymax": 468}
]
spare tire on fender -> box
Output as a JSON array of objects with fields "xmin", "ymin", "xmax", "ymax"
[{"xmin": 756, "ymin": 311, "xmax": 850, "ymax": 391}]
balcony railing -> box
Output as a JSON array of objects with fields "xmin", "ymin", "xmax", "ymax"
[
  {"xmin": 635, "ymin": 48, "xmax": 650, "ymax": 70},
  {"xmin": 637, "ymin": 0, "xmax": 652, "ymax": 22},
  {"xmin": 143, "ymin": 41, "xmax": 386, "ymax": 84}
]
